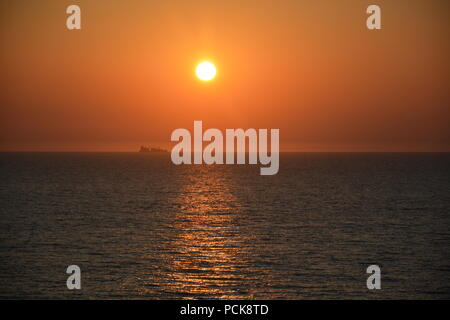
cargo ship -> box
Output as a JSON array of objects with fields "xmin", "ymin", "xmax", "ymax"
[{"xmin": 139, "ymin": 146, "xmax": 168, "ymax": 153}]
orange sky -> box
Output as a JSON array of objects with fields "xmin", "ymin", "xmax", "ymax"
[{"xmin": 0, "ymin": 0, "xmax": 449, "ymax": 151}]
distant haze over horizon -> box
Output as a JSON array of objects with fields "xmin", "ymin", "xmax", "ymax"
[{"xmin": 1, "ymin": 0, "xmax": 449, "ymax": 152}]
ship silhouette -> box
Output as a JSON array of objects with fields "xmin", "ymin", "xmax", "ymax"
[{"xmin": 139, "ymin": 146, "xmax": 168, "ymax": 153}]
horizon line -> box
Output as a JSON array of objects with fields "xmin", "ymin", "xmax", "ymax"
[{"xmin": 1, "ymin": 150, "xmax": 449, "ymax": 154}]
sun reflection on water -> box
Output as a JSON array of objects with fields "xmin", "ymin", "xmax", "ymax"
[{"xmin": 163, "ymin": 166, "xmax": 253, "ymax": 299}]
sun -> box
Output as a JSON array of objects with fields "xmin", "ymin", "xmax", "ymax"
[{"xmin": 196, "ymin": 61, "xmax": 216, "ymax": 81}]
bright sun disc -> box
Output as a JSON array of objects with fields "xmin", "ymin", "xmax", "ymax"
[{"xmin": 196, "ymin": 61, "xmax": 216, "ymax": 81}]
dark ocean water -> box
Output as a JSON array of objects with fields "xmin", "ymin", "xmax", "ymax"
[{"xmin": 0, "ymin": 152, "xmax": 449, "ymax": 299}]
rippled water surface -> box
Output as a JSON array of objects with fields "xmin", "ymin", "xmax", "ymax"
[{"xmin": 0, "ymin": 153, "xmax": 449, "ymax": 299}]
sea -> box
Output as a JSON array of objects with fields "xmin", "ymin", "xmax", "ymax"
[{"xmin": 0, "ymin": 152, "xmax": 449, "ymax": 299}]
